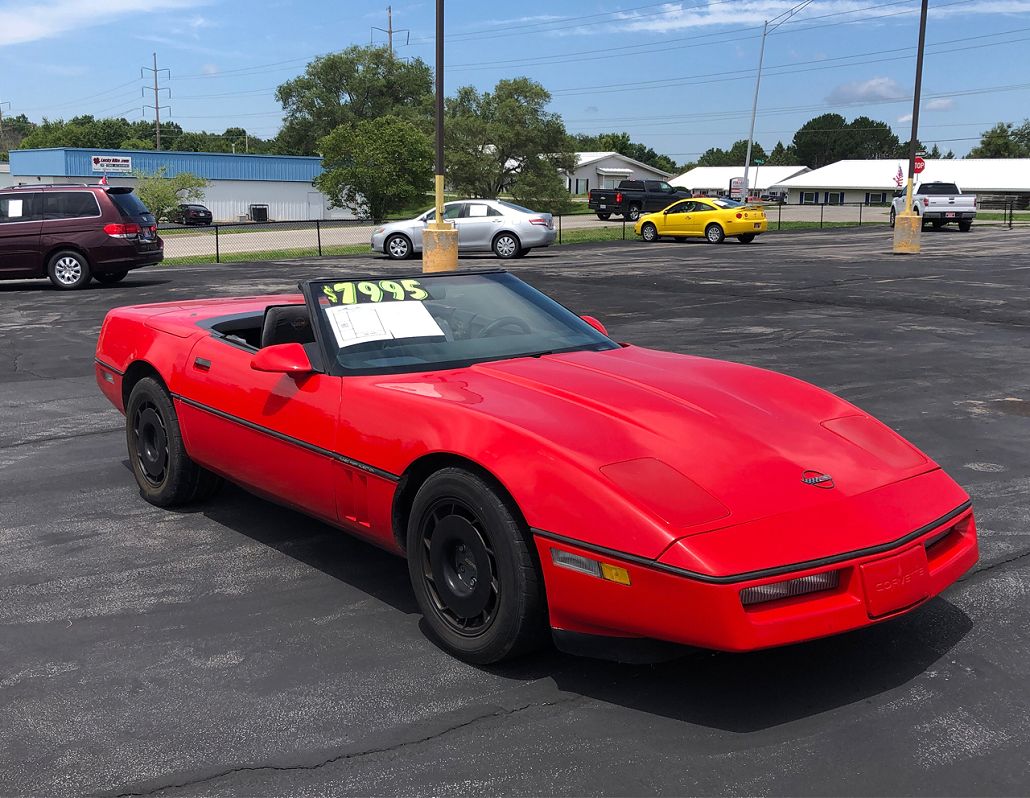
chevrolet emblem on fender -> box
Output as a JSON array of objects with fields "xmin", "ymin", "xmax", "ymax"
[{"xmin": 802, "ymin": 470, "xmax": 835, "ymax": 488}]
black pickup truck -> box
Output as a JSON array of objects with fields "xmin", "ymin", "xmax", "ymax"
[{"xmin": 587, "ymin": 179, "xmax": 691, "ymax": 221}]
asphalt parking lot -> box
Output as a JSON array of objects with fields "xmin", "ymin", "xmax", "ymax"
[{"xmin": 2, "ymin": 225, "xmax": 1029, "ymax": 796}]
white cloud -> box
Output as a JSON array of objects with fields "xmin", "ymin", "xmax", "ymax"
[
  {"xmin": 925, "ymin": 98, "xmax": 955, "ymax": 111},
  {"xmin": 898, "ymin": 113, "xmax": 913, "ymax": 124},
  {"xmin": 201, "ymin": 63, "xmax": 219, "ymax": 75},
  {"xmin": 0, "ymin": 0, "xmax": 206, "ymax": 46},
  {"xmin": 826, "ymin": 77, "xmax": 907, "ymax": 104}
]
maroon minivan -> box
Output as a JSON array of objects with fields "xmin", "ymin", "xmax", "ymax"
[{"xmin": 0, "ymin": 183, "xmax": 163, "ymax": 290}]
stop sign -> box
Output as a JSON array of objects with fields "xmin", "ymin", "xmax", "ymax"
[{"xmin": 914, "ymin": 156, "xmax": 926, "ymax": 174}]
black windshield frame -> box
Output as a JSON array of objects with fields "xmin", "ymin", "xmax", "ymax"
[{"xmin": 300, "ymin": 270, "xmax": 618, "ymax": 377}]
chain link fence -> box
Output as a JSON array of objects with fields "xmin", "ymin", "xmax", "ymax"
[{"xmin": 159, "ymin": 200, "xmax": 1026, "ymax": 264}]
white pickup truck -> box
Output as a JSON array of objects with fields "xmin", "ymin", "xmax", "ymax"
[{"xmin": 890, "ymin": 182, "xmax": 976, "ymax": 231}]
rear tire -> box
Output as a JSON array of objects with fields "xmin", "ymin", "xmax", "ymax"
[
  {"xmin": 959, "ymin": 220, "xmax": 972, "ymax": 232},
  {"xmin": 627, "ymin": 204, "xmax": 642, "ymax": 221},
  {"xmin": 596, "ymin": 213, "xmax": 611, "ymax": 221},
  {"xmin": 641, "ymin": 223, "xmax": 659, "ymax": 243},
  {"xmin": 492, "ymin": 232, "xmax": 521, "ymax": 259},
  {"xmin": 406, "ymin": 468, "xmax": 546, "ymax": 664},
  {"xmin": 705, "ymin": 223, "xmax": 725, "ymax": 244},
  {"xmin": 889, "ymin": 208, "xmax": 896, "ymax": 228},
  {"xmin": 47, "ymin": 250, "xmax": 91, "ymax": 290},
  {"xmin": 737, "ymin": 234, "xmax": 756, "ymax": 243},
  {"xmin": 95, "ymin": 270, "xmax": 128, "ymax": 284},
  {"xmin": 126, "ymin": 377, "xmax": 223, "ymax": 507}
]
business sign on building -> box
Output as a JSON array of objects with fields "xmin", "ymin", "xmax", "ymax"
[
  {"xmin": 729, "ymin": 176, "xmax": 744, "ymax": 199},
  {"xmin": 90, "ymin": 155, "xmax": 132, "ymax": 173}
]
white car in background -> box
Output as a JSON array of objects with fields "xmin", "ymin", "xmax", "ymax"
[{"xmin": 371, "ymin": 199, "xmax": 556, "ymax": 260}]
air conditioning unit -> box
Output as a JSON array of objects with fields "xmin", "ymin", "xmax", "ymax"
[{"xmin": 249, "ymin": 204, "xmax": 269, "ymax": 223}]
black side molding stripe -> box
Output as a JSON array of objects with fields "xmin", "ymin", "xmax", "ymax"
[
  {"xmin": 533, "ymin": 500, "xmax": 973, "ymax": 585},
  {"xmin": 94, "ymin": 358, "xmax": 125, "ymax": 376},
  {"xmin": 171, "ymin": 394, "xmax": 400, "ymax": 483}
]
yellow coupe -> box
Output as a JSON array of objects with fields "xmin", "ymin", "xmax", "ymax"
[{"xmin": 634, "ymin": 197, "xmax": 767, "ymax": 244}]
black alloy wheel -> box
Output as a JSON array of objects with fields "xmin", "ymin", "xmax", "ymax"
[
  {"xmin": 125, "ymin": 377, "xmax": 222, "ymax": 507},
  {"xmin": 407, "ymin": 468, "xmax": 545, "ymax": 664}
]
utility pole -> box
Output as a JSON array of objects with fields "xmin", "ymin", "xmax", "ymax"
[
  {"xmin": 741, "ymin": 0, "xmax": 813, "ymax": 201},
  {"xmin": 0, "ymin": 100, "xmax": 10, "ymax": 156},
  {"xmin": 372, "ymin": 6, "xmax": 409, "ymax": 54},
  {"xmin": 141, "ymin": 53, "xmax": 171, "ymax": 150},
  {"xmin": 893, "ymin": 0, "xmax": 930, "ymax": 254}
]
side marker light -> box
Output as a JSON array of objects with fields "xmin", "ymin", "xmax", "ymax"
[{"xmin": 551, "ymin": 548, "xmax": 632, "ymax": 586}]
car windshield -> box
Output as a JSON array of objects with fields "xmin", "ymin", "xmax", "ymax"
[{"xmin": 305, "ymin": 271, "xmax": 617, "ymax": 375}]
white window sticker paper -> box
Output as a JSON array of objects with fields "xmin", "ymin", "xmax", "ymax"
[
  {"xmin": 6, "ymin": 199, "xmax": 24, "ymax": 219},
  {"xmin": 326, "ymin": 302, "xmax": 444, "ymax": 348}
]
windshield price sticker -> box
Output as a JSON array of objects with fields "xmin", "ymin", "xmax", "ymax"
[
  {"xmin": 325, "ymin": 302, "xmax": 444, "ymax": 349},
  {"xmin": 322, "ymin": 279, "xmax": 429, "ymax": 305}
]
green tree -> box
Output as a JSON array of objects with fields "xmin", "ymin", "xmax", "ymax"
[
  {"xmin": 445, "ymin": 77, "xmax": 576, "ymax": 203},
  {"xmin": 696, "ymin": 139, "xmax": 767, "ymax": 167},
  {"xmin": 569, "ymin": 131, "xmax": 678, "ymax": 174},
  {"xmin": 792, "ymin": 113, "xmax": 849, "ymax": 168},
  {"xmin": 275, "ymin": 45, "xmax": 433, "ymax": 155},
  {"xmin": 0, "ymin": 113, "xmax": 35, "ymax": 159},
  {"xmin": 766, "ymin": 140, "xmax": 798, "ymax": 165},
  {"xmin": 133, "ymin": 168, "xmax": 208, "ymax": 221},
  {"xmin": 315, "ymin": 115, "xmax": 433, "ymax": 221},
  {"xmin": 848, "ymin": 116, "xmax": 901, "ymax": 159},
  {"xmin": 119, "ymin": 138, "xmax": 155, "ymax": 150},
  {"xmin": 968, "ymin": 121, "xmax": 1030, "ymax": 158}
]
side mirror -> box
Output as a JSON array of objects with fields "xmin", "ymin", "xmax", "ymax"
[
  {"xmin": 580, "ymin": 315, "xmax": 609, "ymax": 336},
  {"xmin": 251, "ymin": 342, "xmax": 314, "ymax": 375}
]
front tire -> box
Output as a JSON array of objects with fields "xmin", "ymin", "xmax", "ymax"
[
  {"xmin": 705, "ymin": 223, "xmax": 725, "ymax": 244},
  {"xmin": 47, "ymin": 250, "xmax": 91, "ymax": 290},
  {"xmin": 95, "ymin": 270, "xmax": 128, "ymax": 285},
  {"xmin": 641, "ymin": 222, "xmax": 659, "ymax": 243},
  {"xmin": 406, "ymin": 468, "xmax": 546, "ymax": 664},
  {"xmin": 126, "ymin": 377, "xmax": 223, "ymax": 507},
  {"xmin": 737, "ymin": 234, "xmax": 756, "ymax": 244},
  {"xmin": 889, "ymin": 207, "xmax": 896, "ymax": 228},
  {"xmin": 385, "ymin": 234, "xmax": 413, "ymax": 260},
  {"xmin": 492, "ymin": 232, "xmax": 521, "ymax": 259}
]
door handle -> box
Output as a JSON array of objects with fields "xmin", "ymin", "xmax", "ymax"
[{"xmin": 193, "ymin": 357, "xmax": 211, "ymax": 372}]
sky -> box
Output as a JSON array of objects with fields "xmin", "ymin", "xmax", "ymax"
[{"xmin": 2, "ymin": 0, "xmax": 1030, "ymax": 162}]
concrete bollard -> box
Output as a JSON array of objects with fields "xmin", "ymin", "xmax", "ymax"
[
  {"xmin": 422, "ymin": 222, "xmax": 458, "ymax": 272},
  {"xmin": 892, "ymin": 212, "xmax": 922, "ymax": 254}
]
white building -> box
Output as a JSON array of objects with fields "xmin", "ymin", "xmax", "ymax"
[
  {"xmin": 774, "ymin": 159, "xmax": 1030, "ymax": 206},
  {"xmin": 565, "ymin": 152, "xmax": 674, "ymax": 195},
  {"xmin": 671, "ymin": 165, "xmax": 810, "ymax": 197},
  {"xmin": 0, "ymin": 162, "xmax": 12, "ymax": 189}
]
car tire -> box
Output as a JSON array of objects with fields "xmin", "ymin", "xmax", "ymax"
[
  {"xmin": 596, "ymin": 213, "xmax": 611, "ymax": 221},
  {"xmin": 492, "ymin": 232, "xmax": 521, "ymax": 259},
  {"xmin": 889, "ymin": 208, "xmax": 896, "ymax": 228},
  {"xmin": 641, "ymin": 222, "xmax": 659, "ymax": 243},
  {"xmin": 627, "ymin": 204, "xmax": 642, "ymax": 221},
  {"xmin": 705, "ymin": 223, "xmax": 725, "ymax": 244},
  {"xmin": 385, "ymin": 234, "xmax": 414, "ymax": 260},
  {"xmin": 514, "ymin": 248, "xmax": 531, "ymax": 258},
  {"xmin": 406, "ymin": 467, "xmax": 546, "ymax": 664},
  {"xmin": 47, "ymin": 250, "xmax": 92, "ymax": 290},
  {"xmin": 95, "ymin": 270, "xmax": 128, "ymax": 285},
  {"xmin": 737, "ymin": 234, "xmax": 756, "ymax": 244},
  {"xmin": 126, "ymin": 377, "xmax": 223, "ymax": 507},
  {"xmin": 959, "ymin": 220, "xmax": 972, "ymax": 232}
]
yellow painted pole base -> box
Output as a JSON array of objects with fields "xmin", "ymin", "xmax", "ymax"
[
  {"xmin": 422, "ymin": 222, "xmax": 459, "ymax": 272},
  {"xmin": 892, "ymin": 212, "xmax": 922, "ymax": 254}
]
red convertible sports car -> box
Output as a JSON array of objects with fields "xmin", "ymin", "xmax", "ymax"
[{"xmin": 95, "ymin": 270, "xmax": 978, "ymax": 664}]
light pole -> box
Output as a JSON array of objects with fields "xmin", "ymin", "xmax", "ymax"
[
  {"xmin": 893, "ymin": 0, "xmax": 930, "ymax": 254},
  {"xmin": 422, "ymin": 0, "xmax": 458, "ymax": 272},
  {"xmin": 741, "ymin": 1, "xmax": 813, "ymax": 202}
]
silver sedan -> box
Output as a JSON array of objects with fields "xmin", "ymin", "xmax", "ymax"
[{"xmin": 371, "ymin": 199, "xmax": 557, "ymax": 260}]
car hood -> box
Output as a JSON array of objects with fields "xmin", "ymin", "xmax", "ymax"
[{"xmin": 374, "ymin": 345, "xmax": 936, "ymax": 542}]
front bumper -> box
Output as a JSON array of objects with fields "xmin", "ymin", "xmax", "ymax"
[{"xmin": 534, "ymin": 503, "xmax": 977, "ymax": 653}]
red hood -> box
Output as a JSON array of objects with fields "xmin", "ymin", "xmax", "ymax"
[{"xmin": 375, "ymin": 345, "xmax": 935, "ymax": 540}]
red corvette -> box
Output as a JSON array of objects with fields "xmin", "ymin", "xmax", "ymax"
[{"xmin": 95, "ymin": 270, "xmax": 978, "ymax": 663}]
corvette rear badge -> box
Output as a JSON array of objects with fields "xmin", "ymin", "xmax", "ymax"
[{"xmin": 802, "ymin": 470, "xmax": 835, "ymax": 488}]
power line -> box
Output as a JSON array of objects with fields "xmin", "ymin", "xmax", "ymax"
[{"xmin": 141, "ymin": 53, "xmax": 171, "ymax": 150}]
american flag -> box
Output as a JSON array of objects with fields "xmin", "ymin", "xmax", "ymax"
[{"xmin": 893, "ymin": 165, "xmax": 904, "ymax": 187}]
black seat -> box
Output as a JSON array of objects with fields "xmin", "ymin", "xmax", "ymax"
[{"xmin": 260, "ymin": 305, "xmax": 315, "ymax": 348}]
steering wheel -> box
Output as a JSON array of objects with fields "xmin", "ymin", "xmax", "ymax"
[{"xmin": 478, "ymin": 316, "xmax": 532, "ymax": 337}]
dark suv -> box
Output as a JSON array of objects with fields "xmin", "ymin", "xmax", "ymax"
[{"xmin": 0, "ymin": 183, "xmax": 163, "ymax": 290}]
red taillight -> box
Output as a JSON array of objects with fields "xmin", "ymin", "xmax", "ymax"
[
  {"xmin": 736, "ymin": 212, "xmax": 743, "ymax": 219},
  {"xmin": 529, "ymin": 217, "xmax": 548, "ymax": 226},
  {"xmin": 616, "ymin": 192, "xmax": 623, "ymax": 203},
  {"xmin": 922, "ymin": 197, "xmax": 929, "ymax": 207},
  {"xmin": 104, "ymin": 222, "xmax": 141, "ymax": 238}
]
